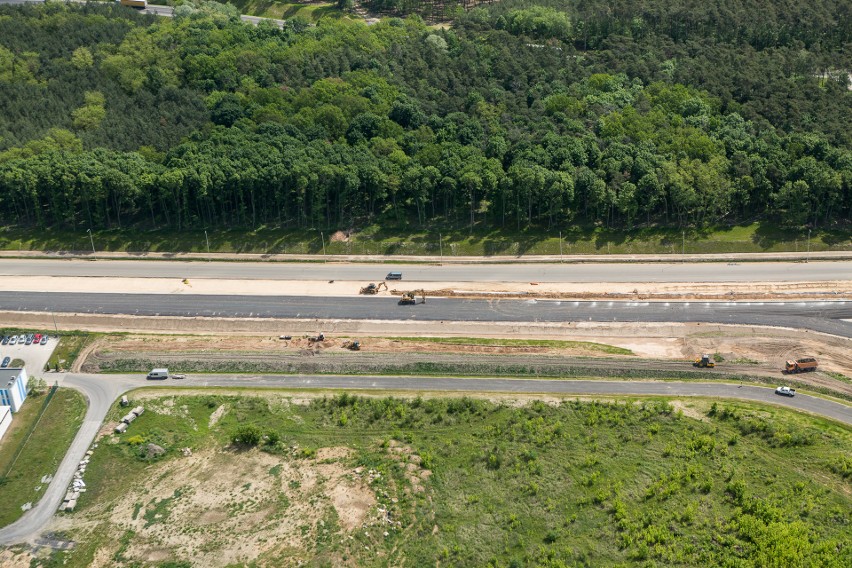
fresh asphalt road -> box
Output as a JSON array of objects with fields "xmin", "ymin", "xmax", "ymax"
[
  {"xmin": 2, "ymin": 259, "xmax": 849, "ymax": 283},
  {"xmin": 2, "ymin": 292, "xmax": 851, "ymax": 337},
  {"xmin": 0, "ymin": 371, "xmax": 849, "ymax": 545}
]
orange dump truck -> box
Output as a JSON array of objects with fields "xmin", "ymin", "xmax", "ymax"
[
  {"xmin": 784, "ymin": 357, "xmax": 818, "ymax": 374},
  {"xmin": 119, "ymin": 0, "xmax": 147, "ymax": 9}
]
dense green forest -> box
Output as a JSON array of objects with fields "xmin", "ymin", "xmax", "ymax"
[{"xmin": 0, "ymin": 1, "xmax": 849, "ymax": 233}]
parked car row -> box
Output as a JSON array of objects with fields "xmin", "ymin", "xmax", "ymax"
[{"xmin": 1, "ymin": 333, "xmax": 50, "ymax": 346}]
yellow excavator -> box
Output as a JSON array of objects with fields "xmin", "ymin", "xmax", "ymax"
[
  {"xmin": 398, "ymin": 289, "xmax": 426, "ymax": 305},
  {"xmin": 359, "ymin": 281, "xmax": 388, "ymax": 295},
  {"xmin": 693, "ymin": 354, "xmax": 715, "ymax": 368}
]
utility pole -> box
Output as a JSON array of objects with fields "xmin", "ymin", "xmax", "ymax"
[
  {"xmin": 439, "ymin": 233, "xmax": 443, "ymax": 265},
  {"xmin": 559, "ymin": 231, "xmax": 563, "ymax": 263},
  {"xmin": 682, "ymin": 230, "xmax": 685, "ymax": 256},
  {"xmin": 807, "ymin": 229, "xmax": 811, "ymax": 263},
  {"xmin": 204, "ymin": 230, "xmax": 210, "ymax": 255},
  {"xmin": 320, "ymin": 232, "xmax": 327, "ymax": 261},
  {"xmin": 52, "ymin": 313, "xmax": 58, "ymax": 333},
  {"xmin": 87, "ymin": 229, "xmax": 95, "ymax": 254}
]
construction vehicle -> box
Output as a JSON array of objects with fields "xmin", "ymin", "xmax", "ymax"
[
  {"xmin": 342, "ymin": 340, "xmax": 361, "ymax": 351},
  {"xmin": 398, "ymin": 289, "xmax": 426, "ymax": 305},
  {"xmin": 693, "ymin": 354, "xmax": 715, "ymax": 368},
  {"xmin": 359, "ymin": 281, "xmax": 388, "ymax": 295},
  {"xmin": 308, "ymin": 333, "xmax": 325, "ymax": 343},
  {"xmin": 118, "ymin": 0, "xmax": 147, "ymax": 9},
  {"xmin": 784, "ymin": 357, "xmax": 817, "ymax": 374}
]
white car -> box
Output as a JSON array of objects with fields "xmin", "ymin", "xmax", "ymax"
[{"xmin": 775, "ymin": 386, "xmax": 796, "ymax": 397}]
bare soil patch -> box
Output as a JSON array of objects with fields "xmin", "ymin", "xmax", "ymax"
[
  {"xmin": 78, "ymin": 328, "xmax": 852, "ymax": 396},
  {"xmin": 79, "ymin": 446, "xmax": 378, "ymax": 567}
]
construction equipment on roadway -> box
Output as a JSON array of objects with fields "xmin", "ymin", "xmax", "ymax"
[
  {"xmin": 343, "ymin": 340, "xmax": 361, "ymax": 351},
  {"xmin": 398, "ymin": 289, "xmax": 426, "ymax": 305},
  {"xmin": 784, "ymin": 357, "xmax": 817, "ymax": 374},
  {"xmin": 693, "ymin": 354, "xmax": 715, "ymax": 368},
  {"xmin": 360, "ymin": 281, "xmax": 388, "ymax": 295}
]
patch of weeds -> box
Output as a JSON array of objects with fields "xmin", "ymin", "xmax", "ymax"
[
  {"xmin": 112, "ymin": 530, "xmax": 135, "ymax": 563},
  {"xmin": 297, "ymin": 447, "xmax": 316, "ymax": 459},
  {"xmin": 824, "ymin": 371, "xmax": 852, "ymax": 384},
  {"xmin": 268, "ymin": 464, "xmax": 283, "ymax": 476},
  {"xmin": 143, "ymin": 489, "xmax": 183, "ymax": 528}
]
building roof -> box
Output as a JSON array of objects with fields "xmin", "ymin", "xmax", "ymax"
[{"xmin": 0, "ymin": 368, "xmax": 24, "ymax": 388}]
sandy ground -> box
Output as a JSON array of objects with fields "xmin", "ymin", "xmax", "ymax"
[
  {"xmin": 0, "ymin": 276, "xmax": 849, "ymax": 300},
  {"xmin": 84, "ymin": 445, "xmax": 378, "ymax": 567},
  {"xmin": 3, "ymin": 311, "xmax": 850, "ymax": 376},
  {"xmin": 74, "ymin": 328, "xmax": 852, "ymax": 393}
]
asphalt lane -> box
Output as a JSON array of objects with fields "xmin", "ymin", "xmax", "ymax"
[
  {"xmin": 3, "ymin": 259, "xmax": 849, "ymax": 282},
  {"xmin": 2, "ymin": 292, "xmax": 851, "ymax": 337}
]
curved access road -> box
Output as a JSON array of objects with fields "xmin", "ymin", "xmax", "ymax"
[
  {"xmin": 1, "ymin": 258, "xmax": 849, "ymax": 283},
  {"xmin": 0, "ymin": 371, "xmax": 849, "ymax": 545},
  {"xmin": 2, "ymin": 292, "xmax": 851, "ymax": 337}
]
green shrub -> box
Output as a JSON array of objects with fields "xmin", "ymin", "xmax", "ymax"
[
  {"xmin": 232, "ymin": 425, "xmax": 262, "ymax": 447},
  {"xmin": 264, "ymin": 430, "xmax": 281, "ymax": 446}
]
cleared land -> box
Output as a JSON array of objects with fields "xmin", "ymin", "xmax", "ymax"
[
  {"xmin": 10, "ymin": 393, "xmax": 850, "ymax": 567},
  {"xmin": 75, "ymin": 330, "xmax": 852, "ymax": 398}
]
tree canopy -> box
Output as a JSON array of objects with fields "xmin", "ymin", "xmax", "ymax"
[{"xmin": 0, "ymin": 1, "xmax": 848, "ymax": 232}]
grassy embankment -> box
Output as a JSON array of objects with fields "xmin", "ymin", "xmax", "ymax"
[
  {"xmin": 0, "ymin": 389, "xmax": 86, "ymax": 526},
  {"xmin": 48, "ymin": 333, "xmax": 93, "ymax": 372},
  {"xmin": 49, "ymin": 393, "xmax": 851, "ymax": 567},
  {"xmin": 1, "ymin": 223, "xmax": 848, "ymax": 256}
]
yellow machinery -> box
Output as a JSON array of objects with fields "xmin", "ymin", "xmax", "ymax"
[
  {"xmin": 398, "ymin": 289, "xmax": 426, "ymax": 305},
  {"xmin": 359, "ymin": 281, "xmax": 388, "ymax": 295},
  {"xmin": 693, "ymin": 354, "xmax": 715, "ymax": 368}
]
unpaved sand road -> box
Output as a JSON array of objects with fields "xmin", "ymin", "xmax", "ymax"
[{"xmin": 0, "ymin": 275, "xmax": 848, "ymax": 301}]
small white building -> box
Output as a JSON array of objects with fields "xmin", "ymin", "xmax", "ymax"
[
  {"xmin": 0, "ymin": 406, "xmax": 11, "ymax": 442},
  {"xmin": 0, "ymin": 368, "xmax": 29, "ymax": 412}
]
